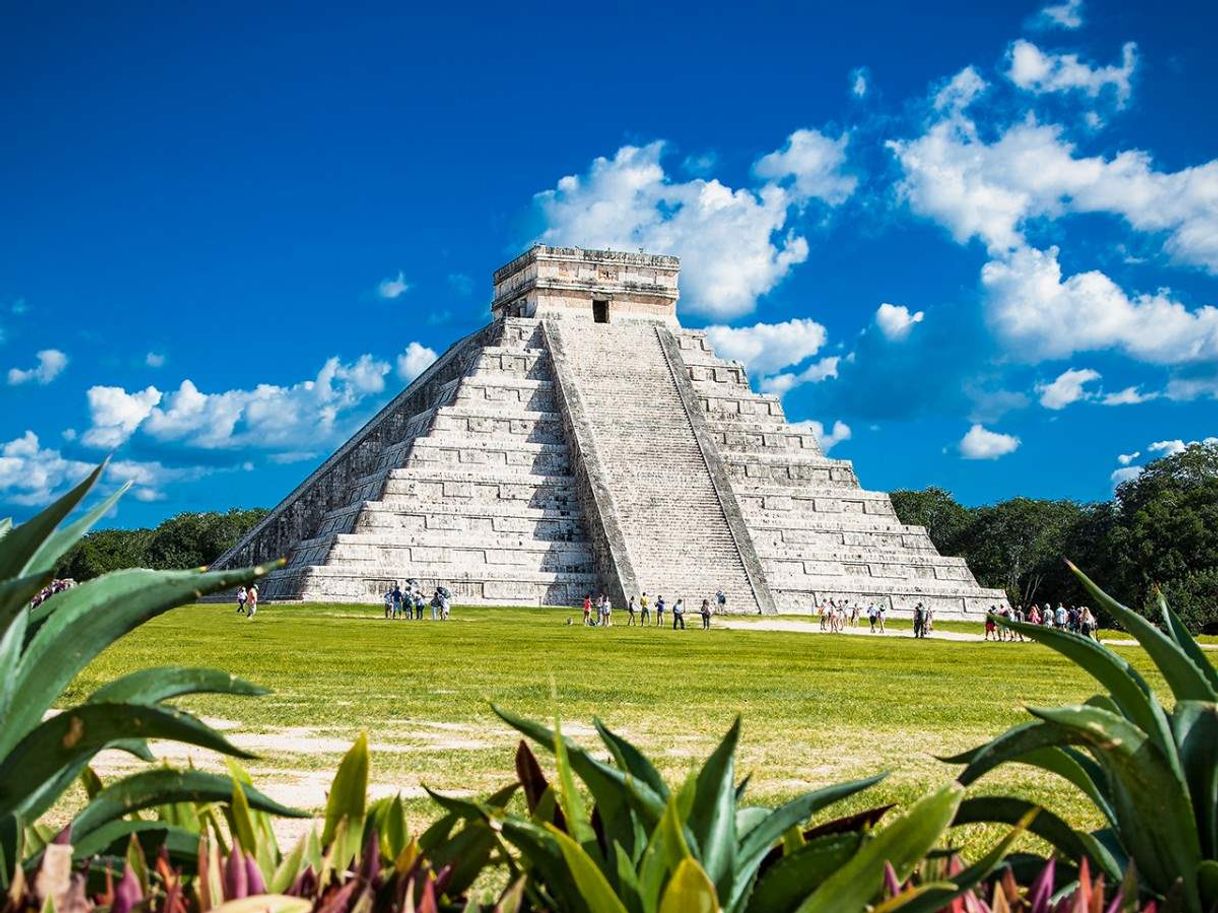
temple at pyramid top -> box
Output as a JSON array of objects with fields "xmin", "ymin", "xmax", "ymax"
[
  {"xmin": 211, "ymin": 246, "xmax": 1007, "ymax": 617},
  {"xmin": 492, "ymin": 246, "xmax": 681, "ymax": 324}
]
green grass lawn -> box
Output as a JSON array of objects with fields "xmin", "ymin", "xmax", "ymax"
[{"xmin": 67, "ymin": 602, "xmax": 1177, "ymax": 851}]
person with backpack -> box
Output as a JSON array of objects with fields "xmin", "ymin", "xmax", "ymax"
[{"xmin": 715, "ymin": 589, "xmax": 727, "ymax": 615}]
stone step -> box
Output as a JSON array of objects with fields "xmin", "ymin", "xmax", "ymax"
[
  {"xmin": 736, "ymin": 491, "xmax": 900, "ymax": 518},
  {"xmin": 326, "ymin": 541, "xmax": 595, "ymax": 573},
  {"xmin": 549, "ymin": 320, "xmax": 757, "ymax": 610},
  {"xmin": 268, "ymin": 562, "xmax": 599, "ymax": 607},
  {"xmin": 756, "ymin": 542, "xmax": 966, "ymax": 563}
]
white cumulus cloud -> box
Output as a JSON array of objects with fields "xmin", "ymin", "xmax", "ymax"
[
  {"xmin": 850, "ymin": 67, "xmax": 869, "ymax": 99},
  {"xmin": 753, "ymin": 129, "xmax": 858, "ymax": 205},
  {"xmin": 1117, "ymin": 451, "xmax": 1140, "ymax": 466},
  {"xmin": 760, "ymin": 356, "xmax": 841, "ymax": 396},
  {"xmin": 981, "ymin": 246, "xmax": 1218, "ymax": 364},
  {"xmin": 1006, "ymin": 40, "xmax": 1137, "ymax": 105},
  {"xmin": 959, "ymin": 424, "xmax": 1021, "ymax": 459},
  {"xmin": 890, "ymin": 114, "xmax": 1218, "ymax": 273},
  {"xmin": 84, "ymin": 355, "xmax": 392, "ymax": 453},
  {"xmin": 789, "ymin": 419, "xmax": 852, "ymax": 454},
  {"xmin": 7, "ymin": 349, "xmax": 68, "ymax": 386},
  {"xmin": 397, "ymin": 341, "xmax": 438, "ymax": 381},
  {"xmin": 932, "ymin": 67, "xmax": 989, "ymax": 114},
  {"xmin": 1037, "ymin": 367, "xmax": 1101, "ymax": 409},
  {"xmin": 703, "ymin": 318, "xmax": 829, "ymax": 376},
  {"xmin": 535, "ymin": 135, "xmax": 855, "ymax": 319},
  {"xmin": 874, "ymin": 303, "xmax": 925, "ymax": 340},
  {"xmin": 377, "ymin": 271, "xmax": 409, "ymax": 299},
  {"xmin": 145, "ymin": 352, "xmax": 166, "ymax": 368},
  {"xmin": 0, "ymin": 432, "xmax": 94, "ymax": 506},
  {"xmin": 1102, "ymin": 386, "xmax": 1157, "ymax": 405},
  {"xmin": 1033, "ymin": 0, "xmax": 1084, "ymax": 29},
  {"xmin": 83, "ymin": 385, "xmax": 163, "ymax": 448}
]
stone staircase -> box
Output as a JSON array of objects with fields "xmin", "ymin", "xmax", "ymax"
[
  {"xmin": 244, "ymin": 318, "xmax": 598, "ymax": 606},
  {"xmin": 669, "ymin": 329, "xmax": 1008, "ymax": 616},
  {"xmin": 545, "ymin": 320, "xmax": 763, "ymax": 612}
]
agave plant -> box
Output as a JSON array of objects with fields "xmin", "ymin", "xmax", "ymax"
[
  {"xmin": 0, "ymin": 465, "xmax": 299, "ymax": 884},
  {"xmin": 944, "ymin": 562, "xmax": 1218, "ymax": 913},
  {"xmin": 882, "ymin": 856, "xmax": 1158, "ymax": 913},
  {"xmin": 427, "ymin": 707, "xmax": 1031, "ymax": 913}
]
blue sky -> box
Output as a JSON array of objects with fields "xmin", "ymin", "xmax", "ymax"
[{"xmin": 2, "ymin": 0, "xmax": 1216, "ymax": 525}]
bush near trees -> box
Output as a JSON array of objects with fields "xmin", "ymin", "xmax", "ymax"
[
  {"xmin": 892, "ymin": 442, "xmax": 1218, "ymax": 628},
  {"xmin": 55, "ymin": 507, "xmax": 268, "ymax": 580}
]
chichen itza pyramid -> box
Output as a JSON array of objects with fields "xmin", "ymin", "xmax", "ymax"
[{"xmin": 212, "ymin": 246, "xmax": 1006, "ymax": 617}]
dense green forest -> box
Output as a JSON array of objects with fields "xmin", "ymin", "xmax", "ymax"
[
  {"xmin": 50, "ymin": 442, "xmax": 1217, "ymax": 627},
  {"xmin": 56, "ymin": 507, "xmax": 268, "ymax": 580},
  {"xmin": 892, "ymin": 441, "xmax": 1218, "ymax": 629}
]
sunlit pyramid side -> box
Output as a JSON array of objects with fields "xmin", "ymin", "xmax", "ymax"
[{"xmin": 212, "ymin": 246, "xmax": 1008, "ymax": 616}]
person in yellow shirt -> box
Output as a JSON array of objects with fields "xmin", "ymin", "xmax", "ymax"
[{"xmin": 639, "ymin": 592, "xmax": 651, "ymax": 625}]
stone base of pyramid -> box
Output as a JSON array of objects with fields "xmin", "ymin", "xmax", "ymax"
[{"xmin": 212, "ymin": 247, "xmax": 1008, "ymax": 620}]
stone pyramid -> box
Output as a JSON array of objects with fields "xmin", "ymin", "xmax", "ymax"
[{"xmin": 212, "ymin": 246, "xmax": 1007, "ymax": 617}]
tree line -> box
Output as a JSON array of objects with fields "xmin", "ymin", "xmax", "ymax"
[
  {"xmin": 891, "ymin": 441, "xmax": 1218, "ymax": 629},
  {"xmin": 56, "ymin": 507, "xmax": 269, "ymax": 581},
  {"xmin": 51, "ymin": 442, "xmax": 1217, "ymax": 629}
]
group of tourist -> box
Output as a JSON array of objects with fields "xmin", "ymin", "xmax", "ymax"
[
  {"xmin": 816, "ymin": 599, "xmax": 896, "ymax": 635},
  {"xmin": 581, "ymin": 590, "xmax": 724, "ymax": 630},
  {"xmin": 234, "ymin": 585, "xmax": 259, "ymax": 617},
  {"xmin": 383, "ymin": 583, "xmax": 452, "ymax": 620},
  {"xmin": 30, "ymin": 578, "xmax": 75, "ymax": 608},
  {"xmin": 986, "ymin": 603, "xmax": 1099, "ymax": 641}
]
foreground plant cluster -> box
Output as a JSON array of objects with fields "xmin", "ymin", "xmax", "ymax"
[{"xmin": 4, "ymin": 471, "xmax": 1216, "ymax": 912}]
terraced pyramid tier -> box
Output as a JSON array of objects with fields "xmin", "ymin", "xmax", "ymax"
[{"xmin": 212, "ymin": 245, "xmax": 1007, "ymax": 617}]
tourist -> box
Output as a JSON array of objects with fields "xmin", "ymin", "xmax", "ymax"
[
  {"xmin": 984, "ymin": 610, "xmax": 997, "ymax": 641},
  {"xmin": 431, "ymin": 591, "xmax": 442, "ymax": 621},
  {"xmin": 817, "ymin": 601, "xmax": 828, "ymax": 632},
  {"xmin": 440, "ymin": 591, "xmax": 451, "ymax": 620},
  {"xmin": 655, "ymin": 595, "xmax": 665, "ymax": 627},
  {"xmin": 414, "ymin": 591, "xmax": 425, "ymax": 620},
  {"xmin": 1079, "ymin": 605, "xmax": 1095, "ymax": 639},
  {"xmin": 583, "ymin": 594, "xmax": 593, "ymax": 626},
  {"xmin": 1055, "ymin": 604, "xmax": 1067, "ymax": 629},
  {"xmin": 876, "ymin": 604, "xmax": 886, "ymax": 633},
  {"xmin": 926, "ymin": 607, "xmax": 935, "ymax": 635},
  {"xmin": 640, "ymin": 592, "xmax": 651, "ymax": 625},
  {"xmin": 715, "ymin": 589, "xmax": 727, "ymax": 615},
  {"xmin": 867, "ymin": 603, "xmax": 878, "ymax": 633},
  {"xmin": 392, "ymin": 583, "xmax": 403, "ymax": 619},
  {"xmin": 384, "ymin": 587, "xmax": 394, "ymax": 619},
  {"xmin": 627, "ymin": 595, "xmax": 637, "ymax": 626},
  {"xmin": 1027, "ymin": 604, "xmax": 1041, "ymax": 626},
  {"xmin": 700, "ymin": 598, "xmax": 712, "ymax": 629},
  {"xmin": 602, "ymin": 594, "xmax": 613, "ymax": 627},
  {"xmin": 849, "ymin": 603, "xmax": 860, "ymax": 628},
  {"xmin": 672, "ymin": 598, "xmax": 686, "ymax": 630},
  {"xmin": 246, "ymin": 584, "xmax": 258, "ymax": 619},
  {"xmin": 912, "ymin": 603, "xmax": 926, "ymax": 639},
  {"xmin": 236, "ymin": 586, "xmax": 247, "ymax": 615}
]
